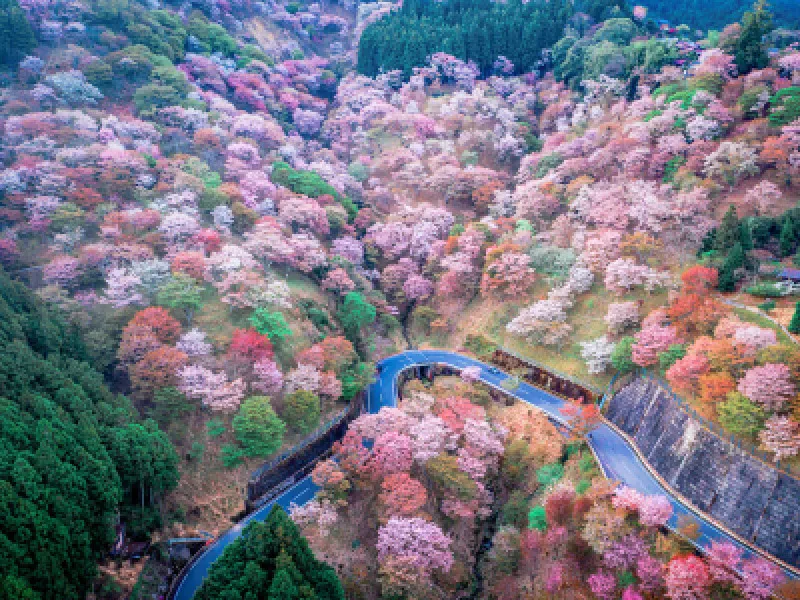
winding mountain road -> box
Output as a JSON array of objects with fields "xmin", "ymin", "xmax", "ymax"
[{"xmin": 173, "ymin": 350, "xmax": 797, "ymax": 600}]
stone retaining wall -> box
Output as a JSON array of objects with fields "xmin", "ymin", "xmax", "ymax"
[{"xmin": 607, "ymin": 378, "xmax": 800, "ymax": 568}]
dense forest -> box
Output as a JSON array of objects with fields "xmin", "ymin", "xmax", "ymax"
[
  {"xmin": 0, "ymin": 269, "xmax": 178, "ymax": 599},
  {"xmin": 357, "ymin": 0, "xmax": 578, "ymax": 77},
  {"xmin": 195, "ymin": 506, "xmax": 344, "ymax": 600},
  {"xmin": 638, "ymin": 0, "xmax": 800, "ymax": 30}
]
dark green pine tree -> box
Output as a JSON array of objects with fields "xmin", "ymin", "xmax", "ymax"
[
  {"xmin": 739, "ymin": 220, "xmax": 753, "ymax": 252},
  {"xmin": 789, "ymin": 302, "xmax": 800, "ymax": 334},
  {"xmin": 0, "ymin": 0, "xmax": 36, "ymax": 68},
  {"xmin": 268, "ymin": 567, "xmax": 299, "ymax": 600},
  {"xmin": 780, "ymin": 215, "xmax": 796, "ymax": 257},
  {"xmin": 718, "ymin": 242, "xmax": 746, "ymax": 292},
  {"xmin": 713, "ymin": 205, "xmax": 741, "ymax": 253},
  {"xmin": 734, "ymin": 0, "xmax": 773, "ymax": 75},
  {"xmin": 196, "ymin": 505, "xmax": 344, "ymax": 600}
]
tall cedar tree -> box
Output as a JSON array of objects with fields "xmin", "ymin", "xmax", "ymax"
[
  {"xmin": 195, "ymin": 505, "xmax": 344, "ymax": 600},
  {"xmin": 0, "ymin": 0, "xmax": 35, "ymax": 67},
  {"xmin": 734, "ymin": 0, "xmax": 773, "ymax": 76}
]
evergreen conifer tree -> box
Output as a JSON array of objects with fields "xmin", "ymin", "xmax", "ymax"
[
  {"xmin": 0, "ymin": 0, "xmax": 35, "ymax": 68},
  {"xmin": 734, "ymin": 0, "xmax": 772, "ymax": 75},
  {"xmin": 789, "ymin": 302, "xmax": 800, "ymax": 334}
]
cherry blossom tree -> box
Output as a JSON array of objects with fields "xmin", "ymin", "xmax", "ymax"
[
  {"xmin": 706, "ymin": 541, "xmax": 743, "ymax": 584},
  {"xmin": 43, "ymin": 255, "xmax": 83, "ymax": 286},
  {"xmin": 637, "ymin": 555, "xmax": 665, "ymax": 593},
  {"xmin": 252, "ymin": 358, "xmax": 284, "ymax": 395},
  {"xmin": 403, "ymin": 274, "xmax": 434, "ymax": 301},
  {"xmin": 605, "ymin": 259, "xmax": 669, "ymax": 295},
  {"xmin": 178, "ymin": 364, "xmax": 245, "ymax": 412},
  {"xmin": 376, "ymin": 517, "xmax": 453, "ymax": 574},
  {"xmin": 740, "ymin": 558, "xmax": 786, "ymax": 600},
  {"xmin": 730, "ymin": 327, "xmax": 775, "ymax": 358},
  {"xmin": 331, "ymin": 236, "xmax": 364, "ymax": 265},
  {"xmin": 704, "ymin": 142, "xmax": 759, "ymax": 189},
  {"xmin": 177, "ymin": 328, "xmax": 212, "ymax": 357},
  {"xmin": 737, "ymin": 364, "xmax": 795, "ymax": 410},
  {"xmin": 581, "ymin": 336, "xmax": 617, "ymax": 374},
  {"xmin": 367, "ymin": 431, "xmax": 414, "ymax": 477},
  {"xmin": 603, "ymin": 535, "xmax": 649, "ymax": 572},
  {"xmin": 409, "ymin": 415, "xmax": 449, "ymax": 463},
  {"xmin": 613, "ymin": 485, "xmax": 644, "ymax": 512},
  {"xmin": 480, "ymin": 250, "xmax": 536, "ymax": 297},
  {"xmin": 759, "ymin": 416, "xmax": 800, "ymax": 460},
  {"xmin": 745, "ymin": 181, "xmax": 783, "ymax": 215},
  {"xmin": 104, "ymin": 267, "xmax": 144, "ymax": 307},
  {"xmin": 321, "ymin": 267, "xmax": 356, "ymax": 294},
  {"xmin": 605, "ymin": 301, "xmax": 640, "ymax": 334},
  {"xmin": 588, "ymin": 571, "xmax": 617, "ymax": 600},
  {"xmin": 638, "ymin": 495, "xmax": 673, "ymax": 527},
  {"xmin": 632, "ymin": 324, "xmax": 681, "ymax": 367},
  {"xmin": 665, "ymin": 555, "xmax": 711, "ymax": 600},
  {"xmin": 506, "ymin": 298, "xmax": 571, "ymax": 347},
  {"xmin": 285, "ymin": 363, "xmax": 323, "ymax": 395}
]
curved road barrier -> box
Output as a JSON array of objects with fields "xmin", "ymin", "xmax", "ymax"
[{"xmin": 172, "ymin": 350, "xmax": 798, "ymax": 600}]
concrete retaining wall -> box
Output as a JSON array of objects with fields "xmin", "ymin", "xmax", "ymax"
[{"xmin": 607, "ymin": 378, "xmax": 800, "ymax": 567}]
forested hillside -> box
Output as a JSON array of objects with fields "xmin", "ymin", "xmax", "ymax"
[
  {"xmin": 0, "ymin": 269, "xmax": 178, "ymax": 599},
  {"xmin": 357, "ymin": 0, "xmax": 576, "ymax": 76},
  {"xmin": 638, "ymin": 0, "xmax": 800, "ymax": 30},
  {"xmin": 1, "ymin": 0, "xmax": 800, "ymax": 594}
]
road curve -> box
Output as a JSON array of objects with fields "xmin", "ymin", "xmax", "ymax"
[{"xmin": 173, "ymin": 350, "xmax": 796, "ymax": 599}]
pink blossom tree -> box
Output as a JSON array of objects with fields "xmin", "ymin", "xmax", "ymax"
[
  {"xmin": 588, "ymin": 571, "xmax": 617, "ymax": 600},
  {"xmin": 665, "ymin": 555, "xmax": 711, "ymax": 600},
  {"xmin": 605, "ymin": 301, "xmax": 640, "ymax": 334},
  {"xmin": 376, "ymin": 517, "xmax": 453, "ymax": 574},
  {"xmin": 409, "ymin": 415, "xmax": 450, "ymax": 463},
  {"xmin": 632, "ymin": 324, "xmax": 681, "ymax": 367},
  {"xmin": 740, "ymin": 558, "xmax": 786, "ymax": 600},
  {"xmin": 321, "ymin": 267, "xmax": 356, "ymax": 294},
  {"xmin": 285, "ymin": 363, "xmax": 322, "ymax": 395},
  {"xmin": 176, "ymin": 328, "xmax": 212, "ymax": 356},
  {"xmin": 252, "ymin": 358, "xmax": 284, "ymax": 395},
  {"xmin": 638, "ymin": 495, "xmax": 673, "ymax": 527},
  {"xmin": 759, "ymin": 416, "xmax": 800, "ymax": 460},
  {"xmin": 745, "ymin": 181, "xmax": 783, "ymax": 215},
  {"xmin": 104, "ymin": 267, "xmax": 144, "ymax": 307},
  {"xmin": 367, "ymin": 431, "xmax": 414, "ymax": 477},
  {"xmin": 331, "ymin": 236, "xmax": 364, "ymax": 266},
  {"xmin": 480, "ymin": 251, "xmax": 536, "ymax": 297},
  {"xmin": 738, "ymin": 364, "xmax": 795, "ymax": 410},
  {"xmin": 403, "ymin": 274, "xmax": 434, "ymax": 301},
  {"xmin": 637, "ymin": 555, "xmax": 665, "ymax": 593},
  {"xmin": 706, "ymin": 541, "xmax": 743, "ymax": 584},
  {"xmin": 603, "ymin": 535, "xmax": 649, "ymax": 572}
]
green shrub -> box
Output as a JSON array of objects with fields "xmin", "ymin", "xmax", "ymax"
[
  {"xmin": 220, "ymin": 445, "xmax": 245, "ymax": 468},
  {"xmin": 744, "ymin": 282, "xmax": 785, "ymax": 297},
  {"xmin": 233, "ymin": 396, "xmax": 286, "ymax": 456},
  {"xmin": 528, "ymin": 505, "xmax": 547, "ymax": 531},
  {"xmin": 206, "ymin": 418, "xmax": 226, "ymax": 437},
  {"xmin": 536, "ymin": 463, "xmax": 564, "ymax": 487},
  {"xmin": 758, "ymin": 299, "xmax": 776, "ymax": 312}
]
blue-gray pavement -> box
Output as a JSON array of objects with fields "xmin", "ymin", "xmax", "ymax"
[{"xmin": 174, "ymin": 350, "xmax": 795, "ymax": 599}]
